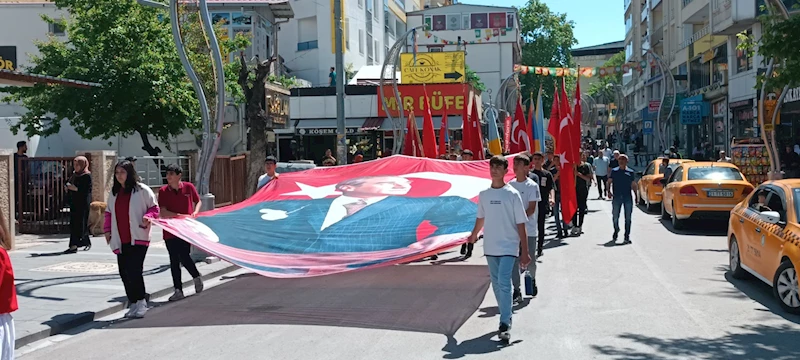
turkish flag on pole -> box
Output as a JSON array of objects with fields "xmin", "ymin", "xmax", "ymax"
[
  {"xmin": 557, "ymin": 79, "xmax": 577, "ymax": 223},
  {"xmin": 461, "ymin": 84, "xmax": 474, "ymax": 154},
  {"xmin": 572, "ymin": 78, "xmax": 583, "ymax": 163},
  {"xmin": 509, "ymin": 95, "xmax": 531, "ymax": 154},
  {"xmin": 547, "ymin": 84, "xmax": 561, "ymax": 152},
  {"xmin": 438, "ymin": 109, "xmax": 448, "ymax": 156},
  {"xmin": 402, "ymin": 111, "xmax": 425, "ymax": 157},
  {"xmin": 421, "ymin": 87, "xmax": 439, "ymax": 158}
]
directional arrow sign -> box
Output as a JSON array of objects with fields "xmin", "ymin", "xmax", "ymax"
[{"xmin": 400, "ymin": 51, "xmax": 466, "ymax": 84}]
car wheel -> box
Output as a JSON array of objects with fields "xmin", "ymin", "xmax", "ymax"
[
  {"xmin": 729, "ymin": 236, "xmax": 748, "ymax": 279},
  {"xmin": 661, "ymin": 201, "xmax": 669, "ymax": 220},
  {"xmin": 671, "ymin": 202, "xmax": 684, "ymax": 230},
  {"xmin": 773, "ymin": 260, "xmax": 800, "ymax": 315}
]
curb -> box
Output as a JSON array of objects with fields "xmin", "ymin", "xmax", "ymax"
[{"xmin": 14, "ymin": 262, "xmax": 238, "ymax": 349}]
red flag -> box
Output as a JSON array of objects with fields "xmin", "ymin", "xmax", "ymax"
[
  {"xmin": 470, "ymin": 97, "xmax": 485, "ymax": 160},
  {"xmin": 421, "ymin": 87, "xmax": 439, "ymax": 159},
  {"xmin": 402, "ymin": 111, "xmax": 424, "ymax": 157},
  {"xmin": 503, "ymin": 114, "xmax": 512, "ymax": 153},
  {"xmin": 509, "ymin": 96, "xmax": 531, "ymax": 154},
  {"xmin": 571, "ymin": 79, "xmax": 583, "ymax": 163},
  {"xmin": 557, "ymin": 80, "xmax": 577, "ymax": 223},
  {"xmin": 547, "ymin": 83, "xmax": 561, "ymax": 153},
  {"xmin": 438, "ymin": 109, "xmax": 448, "ymax": 156},
  {"xmin": 461, "ymin": 84, "xmax": 473, "ymax": 154}
]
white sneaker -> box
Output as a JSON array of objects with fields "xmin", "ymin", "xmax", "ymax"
[
  {"xmin": 168, "ymin": 289, "xmax": 185, "ymax": 301},
  {"xmin": 194, "ymin": 277, "xmax": 204, "ymax": 293},
  {"xmin": 130, "ymin": 299, "xmax": 148, "ymax": 318},
  {"xmin": 124, "ymin": 304, "xmax": 136, "ymax": 318}
]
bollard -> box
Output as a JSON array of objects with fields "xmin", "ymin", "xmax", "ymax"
[{"xmin": 190, "ymin": 193, "xmax": 220, "ymax": 263}]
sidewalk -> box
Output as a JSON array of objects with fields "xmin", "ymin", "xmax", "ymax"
[{"xmin": 10, "ymin": 230, "xmax": 237, "ymax": 348}]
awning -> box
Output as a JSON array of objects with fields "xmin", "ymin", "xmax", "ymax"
[
  {"xmin": 0, "ymin": 69, "xmax": 101, "ymax": 89},
  {"xmin": 360, "ymin": 117, "xmax": 385, "ymax": 131}
]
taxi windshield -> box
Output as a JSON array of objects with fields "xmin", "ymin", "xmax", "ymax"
[{"xmin": 687, "ymin": 167, "xmax": 743, "ymax": 181}]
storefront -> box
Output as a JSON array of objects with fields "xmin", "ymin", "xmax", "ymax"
[
  {"xmin": 679, "ymin": 94, "xmax": 710, "ymax": 157},
  {"xmin": 276, "ymin": 118, "xmax": 386, "ymax": 163},
  {"xmin": 729, "ymin": 99, "xmax": 755, "ymax": 141},
  {"xmin": 711, "ymin": 98, "xmax": 727, "ymax": 153},
  {"xmin": 777, "ymin": 86, "xmax": 800, "ymax": 151}
]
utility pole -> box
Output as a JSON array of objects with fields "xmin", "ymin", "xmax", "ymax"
[{"xmin": 334, "ymin": 0, "xmax": 347, "ymax": 165}]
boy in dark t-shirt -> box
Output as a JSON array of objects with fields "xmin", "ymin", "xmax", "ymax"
[{"xmin": 530, "ymin": 152, "xmax": 555, "ymax": 257}]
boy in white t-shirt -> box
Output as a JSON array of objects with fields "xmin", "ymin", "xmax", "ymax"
[
  {"xmin": 507, "ymin": 154, "xmax": 541, "ymax": 302},
  {"xmin": 468, "ymin": 155, "xmax": 530, "ymax": 342}
]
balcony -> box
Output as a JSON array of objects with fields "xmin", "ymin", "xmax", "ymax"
[
  {"xmin": 683, "ymin": 0, "xmax": 709, "ymax": 24},
  {"xmin": 711, "ymin": 0, "xmax": 757, "ymax": 35},
  {"xmin": 680, "ymin": 24, "xmax": 709, "ymax": 49},
  {"xmin": 641, "ymin": 7, "xmax": 648, "ymax": 23},
  {"xmin": 651, "ymin": 20, "xmax": 664, "ymax": 43}
]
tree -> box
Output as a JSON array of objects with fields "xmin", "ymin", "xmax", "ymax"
[
  {"xmin": 465, "ymin": 64, "xmax": 486, "ymax": 92},
  {"xmin": 587, "ymin": 51, "xmax": 625, "ymax": 99},
  {"xmin": 517, "ymin": 0, "xmax": 578, "ymax": 116},
  {"xmin": 2, "ymin": 0, "xmax": 200, "ymax": 159}
]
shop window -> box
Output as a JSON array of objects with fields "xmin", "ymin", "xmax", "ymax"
[{"xmin": 736, "ymin": 29, "xmax": 754, "ymax": 74}]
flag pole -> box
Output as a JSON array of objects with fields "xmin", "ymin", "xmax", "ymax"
[{"xmin": 574, "ymin": 65, "xmax": 580, "ymax": 180}]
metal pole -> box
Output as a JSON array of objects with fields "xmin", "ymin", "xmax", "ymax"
[
  {"xmin": 334, "ymin": 0, "xmax": 346, "ymax": 165},
  {"xmin": 379, "ymin": 26, "xmax": 424, "ymax": 155}
]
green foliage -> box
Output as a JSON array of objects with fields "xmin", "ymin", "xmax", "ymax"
[
  {"xmin": 465, "ymin": 64, "xmax": 485, "ymax": 92},
  {"xmin": 737, "ymin": 3, "xmax": 800, "ymax": 90},
  {"xmin": 2, "ymin": 0, "xmax": 200, "ymax": 155},
  {"xmin": 268, "ymin": 74, "xmax": 299, "ymax": 89},
  {"xmin": 587, "ymin": 51, "xmax": 625, "ymax": 99},
  {"xmin": 517, "ymin": 0, "xmax": 578, "ymax": 116}
]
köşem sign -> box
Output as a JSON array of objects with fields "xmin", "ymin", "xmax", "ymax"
[{"xmin": 378, "ymin": 83, "xmax": 473, "ymax": 117}]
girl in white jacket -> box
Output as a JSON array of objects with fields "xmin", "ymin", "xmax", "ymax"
[{"xmin": 103, "ymin": 160, "xmax": 159, "ymax": 318}]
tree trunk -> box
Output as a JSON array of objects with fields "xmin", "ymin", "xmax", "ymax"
[
  {"xmin": 239, "ymin": 54, "xmax": 276, "ymax": 197},
  {"xmin": 137, "ymin": 129, "xmax": 167, "ymax": 184}
]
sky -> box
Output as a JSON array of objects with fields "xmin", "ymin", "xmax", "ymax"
[{"xmin": 460, "ymin": 0, "xmax": 625, "ymax": 48}]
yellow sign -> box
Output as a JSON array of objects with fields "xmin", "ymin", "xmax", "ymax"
[
  {"xmin": 400, "ymin": 51, "xmax": 466, "ymax": 84},
  {"xmin": 330, "ymin": 0, "xmax": 346, "ymax": 54},
  {"xmin": 763, "ymin": 123, "xmax": 774, "ymax": 132}
]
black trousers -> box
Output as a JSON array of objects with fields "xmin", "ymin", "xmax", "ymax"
[
  {"xmin": 537, "ymin": 204, "xmax": 547, "ymax": 253},
  {"xmin": 69, "ymin": 203, "xmax": 91, "ymax": 248},
  {"xmin": 460, "ymin": 242, "xmax": 474, "ymax": 255},
  {"xmin": 166, "ymin": 238, "xmax": 201, "ymax": 289},
  {"xmin": 572, "ymin": 186, "xmax": 589, "ymax": 227},
  {"xmin": 117, "ymin": 244, "xmax": 148, "ymax": 303},
  {"xmin": 595, "ymin": 175, "xmax": 607, "ymax": 197}
]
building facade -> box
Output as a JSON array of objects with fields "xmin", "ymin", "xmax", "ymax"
[
  {"xmin": 571, "ymin": 41, "xmax": 625, "ymax": 138},
  {"xmin": 404, "ymin": 4, "xmax": 521, "ymax": 103},
  {"xmin": 0, "ymin": 0, "xmax": 292, "ymax": 158}
]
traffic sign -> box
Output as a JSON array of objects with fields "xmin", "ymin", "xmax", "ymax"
[
  {"xmin": 400, "ymin": 51, "xmax": 466, "ymax": 84},
  {"xmin": 643, "ymin": 119, "xmax": 654, "ymax": 134}
]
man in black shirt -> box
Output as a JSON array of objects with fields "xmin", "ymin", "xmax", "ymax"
[
  {"xmin": 572, "ymin": 153, "xmax": 593, "ymax": 236},
  {"xmin": 530, "ymin": 152, "xmax": 555, "ymax": 258},
  {"xmin": 14, "ymin": 141, "xmax": 28, "ymax": 218}
]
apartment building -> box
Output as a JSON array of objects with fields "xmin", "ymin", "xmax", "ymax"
[
  {"xmin": 278, "ymin": 0, "xmax": 423, "ymax": 87},
  {"xmin": 621, "ymin": 0, "xmax": 783, "ymax": 156}
]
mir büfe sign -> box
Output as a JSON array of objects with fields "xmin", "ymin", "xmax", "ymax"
[{"xmin": 378, "ymin": 83, "xmax": 472, "ymax": 117}]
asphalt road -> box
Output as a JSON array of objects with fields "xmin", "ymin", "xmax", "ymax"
[{"xmin": 16, "ymin": 196, "xmax": 800, "ymax": 360}]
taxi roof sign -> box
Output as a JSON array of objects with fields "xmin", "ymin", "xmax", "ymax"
[{"xmin": 400, "ymin": 51, "xmax": 466, "ymax": 84}]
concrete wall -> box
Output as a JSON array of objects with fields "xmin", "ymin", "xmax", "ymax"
[
  {"xmin": 290, "ymin": 94, "xmax": 378, "ymax": 119},
  {"xmin": 0, "ymin": 150, "xmax": 13, "ymax": 249}
]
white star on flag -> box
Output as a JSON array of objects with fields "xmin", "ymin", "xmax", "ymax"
[
  {"xmin": 559, "ymin": 152, "xmax": 570, "ymax": 167},
  {"xmin": 281, "ymin": 182, "xmax": 341, "ymax": 199}
]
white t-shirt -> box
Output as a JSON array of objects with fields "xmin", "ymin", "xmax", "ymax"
[
  {"xmin": 477, "ymin": 184, "xmax": 528, "ymax": 257},
  {"xmin": 507, "ymin": 178, "xmax": 541, "ymax": 237}
]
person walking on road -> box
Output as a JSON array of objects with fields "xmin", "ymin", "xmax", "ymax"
[
  {"xmin": 65, "ymin": 156, "xmax": 93, "ymax": 253},
  {"xmin": 158, "ymin": 164, "xmax": 204, "ymax": 302},
  {"xmin": 0, "ymin": 209, "xmax": 17, "ymax": 360},
  {"xmin": 508, "ymin": 154, "xmax": 541, "ymax": 302},
  {"xmin": 593, "ymin": 150, "xmax": 610, "ymax": 199},
  {"xmin": 552, "ymin": 155, "xmax": 569, "ymax": 238},
  {"xmin": 103, "ymin": 160, "xmax": 159, "ymax": 319},
  {"xmin": 467, "ymin": 155, "xmax": 531, "ymax": 342},
  {"xmin": 572, "ymin": 153, "xmax": 593, "ymax": 236},
  {"xmin": 530, "ymin": 152, "xmax": 555, "ymax": 258},
  {"xmin": 606, "ymin": 155, "xmax": 638, "ymax": 243}
]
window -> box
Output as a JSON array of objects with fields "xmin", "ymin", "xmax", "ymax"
[
  {"xmin": 793, "ymin": 188, "xmax": 800, "ymax": 223},
  {"xmin": 668, "ymin": 167, "xmax": 683, "ymax": 183},
  {"xmin": 366, "ymin": 0, "xmax": 373, "ymax": 16},
  {"xmin": 49, "ymin": 21, "xmax": 66, "ymax": 36},
  {"xmin": 374, "ymin": 0, "xmax": 380, "ymax": 20},
  {"xmin": 736, "ymin": 29, "xmax": 754, "ymax": 74},
  {"xmin": 374, "ymin": 39, "xmax": 380, "ymax": 62},
  {"xmin": 297, "ymin": 17, "xmax": 318, "ymax": 51},
  {"xmin": 359, "ymin": 29, "xmax": 365, "ymax": 54},
  {"xmin": 358, "ymin": 0, "xmax": 363, "ymax": 8},
  {"xmin": 429, "ymin": 46, "xmax": 443, "ymax": 52},
  {"xmin": 686, "ymin": 167, "xmax": 743, "ymax": 181},
  {"xmin": 345, "ymin": 19, "xmax": 350, "ymax": 50},
  {"xmin": 645, "ymin": 163, "xmax": 655, "ymax": 176}
]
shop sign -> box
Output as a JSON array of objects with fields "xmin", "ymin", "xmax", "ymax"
[
  {"xmin": 267, "ymin": 91, "xmax": 289, "ymax": 126},
  {"xmin": 648, "ymin": 100, "xmax": 661, "ymax": 113},
  {"xmin": 729, "ymin": 99, "xmax": 752, "ymax": 109},
  {"xmin": 378, "ymin": 83, "xmax": 469, "ymax": 117},
  {"xmin": 680, "ymin": 96, "xmax": 706, "ymax": 125},
  {"xmin": 643, "ymin": 119, "xmax": 654, "ymax": 135},
  {"xmin": 784, "ymin": 86, "xmax": 800, "ymax": 103},
  {"xmin": 733, "ymin": 107, "xmax": 753, "ymax": 121},
  {"xmin": 0, "ymin": 46, "xmax": 16, "ymax": 71},
  {"xmin": 297, "ymin": 127, "xmax": 362, "ymax": 136}
]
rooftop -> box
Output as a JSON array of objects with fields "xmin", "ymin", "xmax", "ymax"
[{"xmin": 571, "ymin": 40, "xmax": 625, "ymax": 57}]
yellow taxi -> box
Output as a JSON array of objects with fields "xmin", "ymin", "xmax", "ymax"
[
  {"xmin": 660, "ymin": 162, "xmax": 754, "ymax": 229},
  {"xmin": 728, "ymin": 180, "xmax": 800, "ymax": 314},
  {"xmin": 636, "ymin": 158, "xmax": 694, "ymax": 212}
]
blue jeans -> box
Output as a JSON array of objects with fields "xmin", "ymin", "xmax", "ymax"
[
  {"xmin": 612, "ymin": 197, "xmax": 633, "ymax": 238},
  {"xmin": 486, "ymin": 255, "xmax": 515, "ymax": 326}
]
